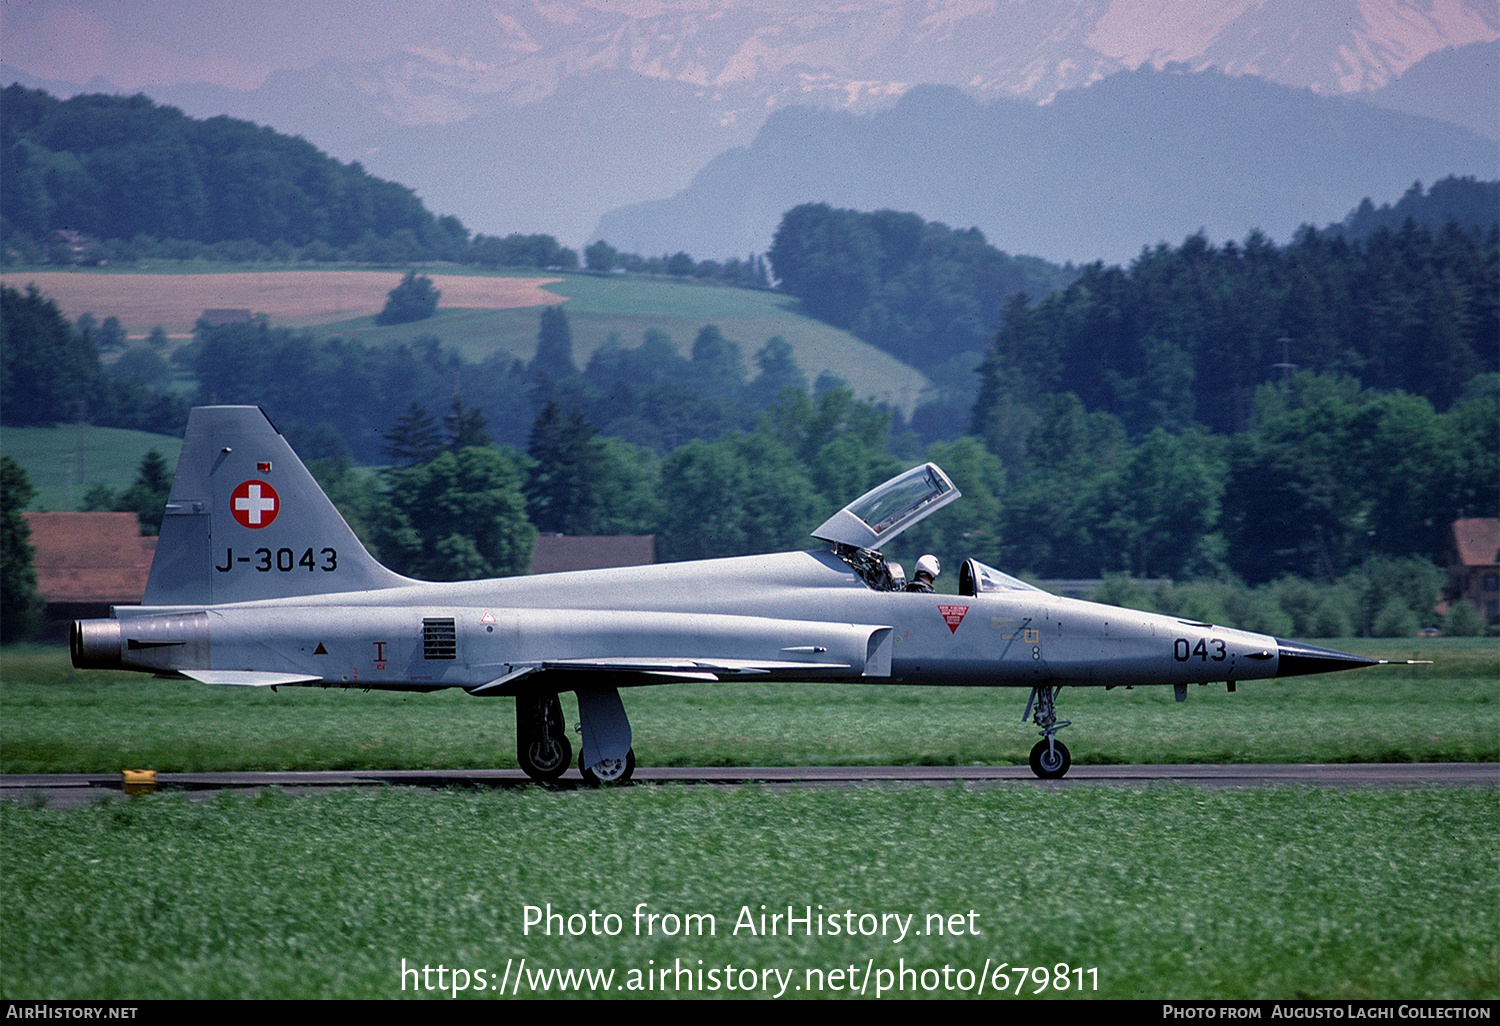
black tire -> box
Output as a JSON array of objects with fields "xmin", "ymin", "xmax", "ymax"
[
  {"xmin": 1029, "ymin": 738, "xmax": 1071, "ymax": 779},
  {"xmin": 579, "ymin": 747, "xmax": 636, "ymax": 786},
  {"xmin": 519, "ymin": 733, "xmax": 572, "ymax": 782}
]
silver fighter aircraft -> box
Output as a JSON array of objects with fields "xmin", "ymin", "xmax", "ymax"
[{"xmin": 72, "ymin": 406, "xmax": 1382, "ymax": 781}]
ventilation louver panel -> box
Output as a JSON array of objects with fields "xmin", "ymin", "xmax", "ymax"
[{"xmin": 422, "ymin": 617, "xmax": 457, "ymax": 660}]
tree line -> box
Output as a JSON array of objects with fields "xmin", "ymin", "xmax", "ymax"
[
  {"xmin": 1, "ymin": 85, "xmax": 779, "ymax": 287},
  {"xmin": 768, "ymin": 203, "xmax": 1076, "ymax": 375},
  {"xmin": 1, "ymin": 86, "xmax": 468, "ymax": 264},
  {"xmin": 0, "ymin": 284, "xmax": 187, "ymax": 434},
  {"xmin": 186, "ymin": 299, "xmax": 870, "ymax": 462},
  {"xmin": 973, "ymin": 219, "xmax": 1497, "ymax": 441}
]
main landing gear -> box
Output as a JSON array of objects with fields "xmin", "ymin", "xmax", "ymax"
[
  {"xmin": 579, "ymin": 748, "xmax": 635, "ymax": 786},
  {"xmin": 1023, "ymin": 684, "xmax": 1071, "ymax": 779},
  {"xmin": 516, "ymin": 692, "xmax": 572, "ymax": 782},
  {"xmin": 516, "ymin": 688, "xmax": 637, "ymax": 785},
  {"xmin": 575, "ymin": 685, "xmax": 635, "ymax": 786}
]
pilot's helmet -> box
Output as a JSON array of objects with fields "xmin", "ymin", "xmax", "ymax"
[{"xmin": 915, "ymin": 554, "xmax": 940, "ymax": 579}]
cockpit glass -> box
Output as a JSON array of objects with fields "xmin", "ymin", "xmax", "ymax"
[
  {"xmin": 810, "ymin": 462, "xmax": 961, "ymax": 550},
  {"xmin": 847, "ymin": 466, "xmax": 951, "ymax": 535},
  {"xmin": 961, "ymin": 558, "xmax": 1044, "ymax": 595}
]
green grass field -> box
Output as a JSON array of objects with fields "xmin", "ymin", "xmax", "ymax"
[
  {"xmin": 6, "ymin": 262, "xmax": 933, "ymax": 416},
  {"xmin": 3, "ymin": 264, "xmax": 933, "ymax": 509},
  {"xmin": 0, "ymin": 424, "xmax": 181, "ymax": 511},
  {"xmin": 2, "ymin": 786, "xmax": 1494, "ymax": 999},
  {"xmin": 314, "ymin": 273, "xmax": 931, "ymax": 415},
  {"xmin": 2, "ymin": 638, "xmax": 1495, "ymax": 1000}
]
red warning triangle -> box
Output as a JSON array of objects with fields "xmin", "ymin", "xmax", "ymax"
[{"xmin": 938, "ymin": 605, "xmax": 970, "ymax": 633}]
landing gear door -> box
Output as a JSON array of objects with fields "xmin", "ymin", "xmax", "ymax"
[{"xmin": 810, "ymin": 463, "xmax": 960, "ymax": 551}]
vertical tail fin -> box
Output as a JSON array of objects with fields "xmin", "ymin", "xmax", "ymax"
[{"xmin": 143, "ymin": 406, "xmax": 409, "ymax": 606}]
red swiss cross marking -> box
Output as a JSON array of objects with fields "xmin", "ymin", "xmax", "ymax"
[
  {"xmin": 231, "ymin": 480, "xmax": 280, "ymax": 529},
  {"xmin": 938, "ymin": 604, "xmax": 970, "ymax": 633}
]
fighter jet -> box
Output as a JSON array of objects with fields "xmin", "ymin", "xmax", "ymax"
[{"xmin": 71, "ymin": 405, "xmax": 1382, "ymax": 781}]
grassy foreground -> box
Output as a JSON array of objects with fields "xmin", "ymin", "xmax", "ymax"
[
  {"xmin": 1, "ymin": 640, "xmax": 1494, "ymax": 773},
  {"xmin": 2, "ymin": 785, "xmax": 1494, "ymax": 999},
  {"xmin": 3, "ymin": 639, "xmax": 1495, "ymax": 1000}
]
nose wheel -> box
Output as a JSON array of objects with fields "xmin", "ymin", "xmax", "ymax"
[
  {"xmin": 1029, "ymin": 738, "xmax": 1071, "ymax": 778},
  {"xmin": 1023, "ymin": 685, "xmax": 1072, "ymax": 779}
]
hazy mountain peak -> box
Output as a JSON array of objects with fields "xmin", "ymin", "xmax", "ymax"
[
  {"xmin": 1083, "ymin": 0, "xmax": 1498, "ymax": 94},
  {"xmin": 4, "ymin": 1, "xmax": 1493, "ymax": 246}
]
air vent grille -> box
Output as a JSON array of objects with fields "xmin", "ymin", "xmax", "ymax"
[{"xmin": 422, "ymin": 617, "xmax": 457, "ymax": 660}]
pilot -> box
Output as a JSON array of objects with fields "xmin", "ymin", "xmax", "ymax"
[{"xmin": 906, "ymin": 554, "xmax": 940, "ymax": 593}]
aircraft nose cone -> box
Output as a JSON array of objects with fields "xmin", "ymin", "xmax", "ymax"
[{"xmin": 1274, "ymin": 638, "xmax": 1380, "ymax": 677}]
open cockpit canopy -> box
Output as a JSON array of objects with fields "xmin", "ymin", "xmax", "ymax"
[{"xmin": 810, "ymin": 463, "xmax": 960, "ymax": 551}]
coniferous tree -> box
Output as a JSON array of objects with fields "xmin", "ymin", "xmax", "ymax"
[
  {"xmin": 687, "ymin": 324, "xmax": 746, "ymax": 397},
  {"xmin": 533, "ymin": 306, "xmax": 577, "ymax": 381},
  {"xmin": 526, "ymin": 400, "xmax": 605, "ymax": 535},
  {"xmin": 120, "ymin": 450, "xmax": 172, "ymax": 535},
  {"xmin": 1, "ymin": 457, "xmax": 42, "ymax": 643},
  {"xmin": 444, "ymin": 395, "xmax": 491, "ymax": 449},
  {"xmin": 380, "ymin": 402, "xmax": 443, "ymax": 466}
]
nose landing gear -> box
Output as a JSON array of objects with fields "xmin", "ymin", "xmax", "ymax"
[{"xmin": 1023, "ymin": 685, "xmax": 1071, "ymax": 779}]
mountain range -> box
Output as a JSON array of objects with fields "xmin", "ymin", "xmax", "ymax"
[
  {"xmin": 595, "ymin": 65, "xmax": 1500, "ymax": 266},
  {"xmin": 2, "ymin": 1, "xmax": 1494, "ymax": 264}
]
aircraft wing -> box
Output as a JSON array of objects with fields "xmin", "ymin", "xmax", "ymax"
[
  {"xmin": 468, "ymin": 614, "xmax": 894, "ymax": 693},
  {"xmin": 180, "ymin": 670, "xmax": 325, "ymax": 687},
  {"xmin": 472, "ymin": 656, "xmax": 860, "ymax": 689}
]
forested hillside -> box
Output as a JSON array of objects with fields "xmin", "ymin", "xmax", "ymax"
[
  {"xmin": 957, "ymin": 214, "xmax": 1498, "ymax": 591},
  {"xmin": 768, "ymin": 204, "xmax": 1075, "ymax": 373},
  {"xmin": 0, "ymin": 85, "xmax": 775, "ymax": 286},
  {"xmin": 1, "ymin": 86, "xmax": 469, "ymax": 262},
  {"xmin": 973, "ymin": 217, "xmax": 1498, "ymax": 440},
  {"xmin": 1339, "ymin": 176, "xmax": 1499, "ymax": 241}
]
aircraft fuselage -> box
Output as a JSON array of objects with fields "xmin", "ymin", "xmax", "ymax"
[{"xmin": 93, "ymin": 549, "xmax": 1280, "ymax": 693}]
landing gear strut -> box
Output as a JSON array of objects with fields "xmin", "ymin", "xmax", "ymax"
[
  {"xmin": 1023, "ymin": 685, "xmax": 1071, "ymax": 779},
  {"xmin": 575, "ymin": 685, "xmax": 636, "ymax": 786},
  {"xmin": 516, "ymin": 692, "xmax": 572, "ymax": 782}
]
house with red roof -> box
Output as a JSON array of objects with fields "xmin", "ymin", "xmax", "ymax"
[
  {"xmin": 1443, "ymin": 518, "xmax": 1500, "ymax": 624},
  {"xmin": 22, "ymin": 512, "xmax": 155, "ymax": 638}
]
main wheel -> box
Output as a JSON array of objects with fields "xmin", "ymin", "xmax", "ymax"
[
  {"xmin": 518, "ymin": 732, "xmax": 572, "ymax": 782},
  {"xmin": 1029, "ymin": 738, "xmax": 1071, "ymax": 779},
  {"xmin": 579, "ymin": 747, "xmax": 636, "ymax": 786}
]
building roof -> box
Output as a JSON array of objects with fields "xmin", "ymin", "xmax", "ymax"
[
  {"xmin": 1449, "ymin": 518, "xmax": 1500, "ymax": 568},
  {"xmin": 528, "ymin": 535, "xmax": 655, "ymax": 575},
  {"xmin": 22, "ymin": 512, "xmax": 156, "ymax": 604}
]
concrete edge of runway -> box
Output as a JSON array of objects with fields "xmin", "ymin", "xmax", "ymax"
[{"xmin": 3, "ymin": 763, "xmax": 1495, "ymax": 805}]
